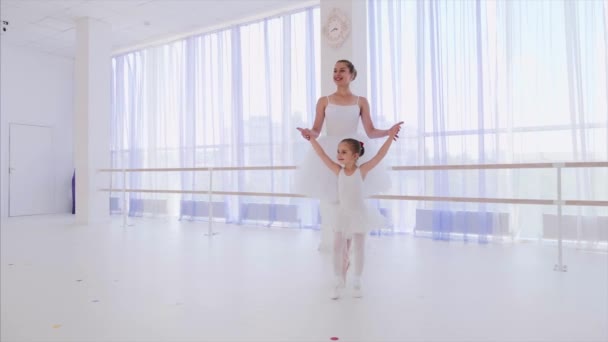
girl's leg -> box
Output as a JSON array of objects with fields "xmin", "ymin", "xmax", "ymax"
[
  {"xmin": 331, "ymin": 232, "xmax": 346, "ymax": 299},
  {"xmin": 352, "ymin": 233, "xmax": 365, "ymax": 276},
  {"xmin": 342, "ymin": 238, "xmax": 352, "ymax": 281},
  {"xmin": 333, "ymin": 232, "xmax": 346, "ymax": 280},
  {"xmin": 352, "ymin": 233, "xmax": 365, "ymax": 297}
]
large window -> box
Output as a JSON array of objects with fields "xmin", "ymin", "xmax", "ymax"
[
  {"xmin": 111, "ymin": 7, "xmax": 320, "ymax": 223},
  {"xmin": 368, "ymin": 0, "xmax": 607, "ymax": 240}
]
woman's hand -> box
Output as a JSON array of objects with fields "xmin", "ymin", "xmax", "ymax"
[
  {"xmin": 388, "ymin": 122, "xmax": 403, "ymax": 140},
  {"xmin": 297, "ymin": 127, "xmax": 313, "ymax": 140}
]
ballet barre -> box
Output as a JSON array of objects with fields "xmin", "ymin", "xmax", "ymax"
[{"xmin": 99, "ymin": 161, "xmax": 608, "ymax": 272}]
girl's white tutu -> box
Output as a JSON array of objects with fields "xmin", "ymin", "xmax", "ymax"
[{"xmin": 323, "ymin": 168, "xmax": 388, "ymax": 237}]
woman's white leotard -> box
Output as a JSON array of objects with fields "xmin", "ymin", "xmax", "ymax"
[{"xmin": 293, "ymin": 96, "xmax": 391, "ymax": 202}]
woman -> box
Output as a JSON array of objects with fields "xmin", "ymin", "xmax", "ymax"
[{"xmin": 295, "ymin": 59, "xmax": 403, "ymax": 251}]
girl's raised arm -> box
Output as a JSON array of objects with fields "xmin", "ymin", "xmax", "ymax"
[
  {"xmin": 359, "ymin": 123, "xmax": 402, "ymax": 178},
  {"xmin": 304, "ymin": 134, "xmax": 341, "ymax": 175}
]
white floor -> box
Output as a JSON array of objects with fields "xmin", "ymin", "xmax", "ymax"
[{"xmin": 1, "ymin": 215, "xmax": 607, "ymax": 342}]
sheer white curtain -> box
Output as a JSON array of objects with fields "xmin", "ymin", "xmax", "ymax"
[
  {"xmin": 111, "ymin": 7, "xmax": 321, "ymax": 225},
  {"xmin": 368, "ymin": 0, "xmax": 608, "ymax": 241}
]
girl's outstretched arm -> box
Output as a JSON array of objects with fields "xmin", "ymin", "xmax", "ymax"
[
  {"xmin": 359, "ymin": 122, "xmax": 402, "ymax": 178},
  {"xmin": 305, "ymin": 134, "xmax": 341, "ymax": 175}
]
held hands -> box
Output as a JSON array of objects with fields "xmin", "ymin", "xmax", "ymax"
[
  {"xmin": 297, "ymin": 127, "xmax": 313, "ymax": 141},
  {"xmin": 388, "ymin": 121, "xmax": 404, "ymax": 140}
]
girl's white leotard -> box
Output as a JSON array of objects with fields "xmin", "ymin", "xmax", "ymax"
[{"xmin": 323, "ymin": 168, "xmax": 387, "ymax": 237}]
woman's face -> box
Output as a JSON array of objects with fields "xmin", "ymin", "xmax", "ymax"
[
  {"xmin": 336, "ymin": 142, "xmax": 358, "ymax": 165},
  {"xmin": 333, "ymin": 62, "xmax": 352, "ymax": 86}
]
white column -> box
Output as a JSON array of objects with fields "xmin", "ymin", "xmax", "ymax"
[
  {"xmin": 74, "ymin": 17, "xmax": 111, "ymax": 224},
  {"xmin": 320, "ymin": 0, "xmax": 368, "ymax": 95}
]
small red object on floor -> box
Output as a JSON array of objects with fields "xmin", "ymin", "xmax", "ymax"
[{"xmin": 330, "ymin": 338, "xmax": 339, "ymax": 341}]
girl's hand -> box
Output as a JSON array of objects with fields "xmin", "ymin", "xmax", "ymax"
[
  {"xmin": 297, "ymin": 127, "xmax": 312, "ymax": 140},
  {"xmin": 388, "ymin": 121, "xmax": 403, "ymax": 140}
]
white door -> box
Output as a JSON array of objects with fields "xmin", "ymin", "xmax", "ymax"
[{"xmin": 9, "ymin": 124, "xmax": 55, "ymax": 216}]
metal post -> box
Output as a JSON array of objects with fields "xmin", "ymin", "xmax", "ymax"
[
  {"xmin": 122, "ymin": 168, "xmax": 127, "ymax": 227},
  {"xmin": 554, "ymin": 166, "xmax": 567, "ymax": 272},
  {"xmin": 206, "ymin": 168, "xmax": 218, "ymax": 237}
]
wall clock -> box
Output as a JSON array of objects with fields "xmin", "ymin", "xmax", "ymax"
[{"xmin": 323, "ymin": 8, "xmax": 350, "ymax": 48}]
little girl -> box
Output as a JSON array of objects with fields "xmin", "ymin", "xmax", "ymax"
[{"xmin": 308, "ymin": 123, "xmax": 402, "ymax": 299}]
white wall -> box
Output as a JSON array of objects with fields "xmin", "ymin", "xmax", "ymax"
[
  {"xmin": 73, "ymin": 18, "xmax": 111, "ymax": 224},
  {"xmin": 320, "ymin": 0, "xmax": 368, "ymax": 96},
  {"xmin": 0, "ymin": 44, "xmax": 74, "ymax": 218}
]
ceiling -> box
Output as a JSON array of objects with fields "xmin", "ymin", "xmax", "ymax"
[{"xmin": 0, "ymin": 0, "xmax": 315, "ymax": 58}]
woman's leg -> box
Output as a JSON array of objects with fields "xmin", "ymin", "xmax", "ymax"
[{"xmin": 318, "ymin": 201, "xmax": 334, "ymax": 252}]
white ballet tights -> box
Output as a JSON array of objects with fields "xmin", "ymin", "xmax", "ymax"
[
  {"xmin": 333, "ymin": 232, "xmax": 365, "ymax": 281},
  {"xmin": 352, "ymin": 233, "xmax": 365, "ymax": 276}
]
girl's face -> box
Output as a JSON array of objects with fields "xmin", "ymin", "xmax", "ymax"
[
  {"xmin": 336, "ymin": 142, "xmax": 358, "ymax": 165},
  {"xmin": 333, "ymin": 62, "xmax": 352, "ymax": 86}
]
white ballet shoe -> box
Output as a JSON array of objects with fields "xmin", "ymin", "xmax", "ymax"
[
  {"xmin": 330, "ymin": 286, "xmax": 341, "ymax": 300},
  {"xmin": 330, "ymin": 276, "xmax": 345, "ymax": 300}
]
